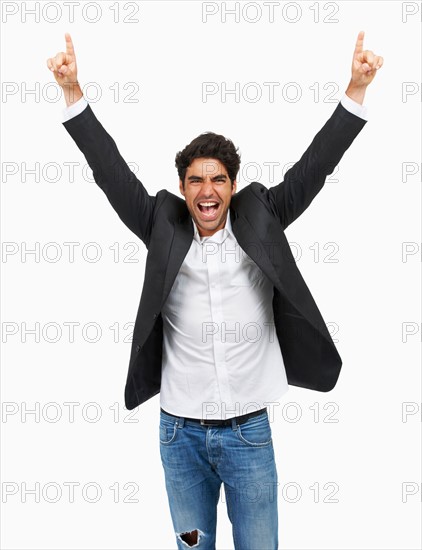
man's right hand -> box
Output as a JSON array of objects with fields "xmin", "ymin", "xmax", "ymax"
[{"xmin": 46, "ymin": 33, "xmax": 83, "ymax": 107}]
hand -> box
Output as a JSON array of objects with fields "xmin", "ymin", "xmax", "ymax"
[
  {"xmin": 350, "ymin": 30, "xmax": 383, "ymax": 88},
  {"xmin": 46, "ymin": 33, "xmax": 82, "ymax": 105},
  {"xmin": 46, "ymin": 33, "xmax": 78, "ymax": 86}
]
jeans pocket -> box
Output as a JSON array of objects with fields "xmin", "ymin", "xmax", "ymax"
[
  {"xmin": 159, "ymin": 415, "xmax": 179, "ymax": 445},
  {"xmin": 236, "ymin": 413, "xmax": 272, "ymax": 447}
]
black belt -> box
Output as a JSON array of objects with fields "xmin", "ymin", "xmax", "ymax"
[{"xmin": 160, "ymin": 406, "xmax": 267, "ymax": 426}]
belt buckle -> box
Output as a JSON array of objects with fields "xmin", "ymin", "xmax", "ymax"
[{"xmin": 200, "ymin": 418, "xmax": 219, "ymax": 426}]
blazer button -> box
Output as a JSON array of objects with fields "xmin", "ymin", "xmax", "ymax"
[
  {"xmin": 152, "ymin": 313, "xmax": 158, "ymax": 319},
  {"xmin": 135, "ymin": 344, "xmax": 141, "ymax": 352}
]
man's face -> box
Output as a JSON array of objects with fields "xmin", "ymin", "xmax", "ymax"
[{"xmin": 179, "ymin": 157, "xmax": 237, "ymax": 237}]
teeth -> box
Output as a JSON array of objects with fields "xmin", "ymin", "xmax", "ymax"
[{"xmin": 199, "ymin": 202, "xmax": 218, "ymax": 207}]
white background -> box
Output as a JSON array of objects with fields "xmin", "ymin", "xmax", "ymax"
[{"xmin": 1, "ymin": 1, "xmax": 421, "ymax": 549}]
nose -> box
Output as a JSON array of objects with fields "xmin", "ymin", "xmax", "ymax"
[{"xmin": 201, "ymin": 178, "xmax": 215, "ymax": 196}]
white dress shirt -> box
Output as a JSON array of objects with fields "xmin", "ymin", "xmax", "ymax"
[
  {"xmin": 62, "ymin": 94, "xmax": 368, "ymax": 419},
  {"xmin": 160, "ymin": 209, "xmax": 289, "ymax": 420}
]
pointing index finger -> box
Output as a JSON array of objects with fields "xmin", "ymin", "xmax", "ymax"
[
  {"xmin": 65, "ymin": 32, "xmax": 75, "ymax": 56},
  {"xmin": 354, "ymin": 30, "xmax": 365, "ymax": 57}
]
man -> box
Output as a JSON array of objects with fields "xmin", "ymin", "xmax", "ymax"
[{"xmin": 47, "ymin": 31, "xmax": 382, "ymax": 549}]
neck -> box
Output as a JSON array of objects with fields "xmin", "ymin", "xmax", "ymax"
[{"xmin": 197, "ymin": 212, "xmax": 228, "ymax": 237}]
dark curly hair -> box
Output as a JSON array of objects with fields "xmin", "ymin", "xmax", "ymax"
[{"xmin": 175, "ymin": 131, "xmax": 241, "ymax": 189}]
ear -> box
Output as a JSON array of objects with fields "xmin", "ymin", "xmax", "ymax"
[
  {"xmin": 231, "ymin": 180, "xmax": 237, "ymax": 195},
  {"xmin": 179, "ymin": 179, "xmax": 185, "ymax": 196}
]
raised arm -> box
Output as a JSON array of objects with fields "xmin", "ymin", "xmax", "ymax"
[
  {"xmin": 47, "ymin": 33, "xmax": 156, "ymax": 247},
  {"xmin": 267, "ymin": 31, "xmax": 383, "ymax": 230}
]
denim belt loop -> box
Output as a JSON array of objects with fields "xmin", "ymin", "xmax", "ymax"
[
  {"xmin": 231, "ymin": 417, "xmax": 239, "ymax": 431},
  {"xmin": 177, "ymin": 416, "xmax": 185, "ymax": 428}
]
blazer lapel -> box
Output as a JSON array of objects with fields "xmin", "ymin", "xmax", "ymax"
[
  {"xmin": 235, "ymin": 214, "xmax": 336, "ymax": 341},
  {"xmin": 160, "ymin": 212, "xmax": 193, "ymax": 309},
  {"xmin": 159, "ymin": 205, "xmax": 330, "ymax": 342},
  {"xmin": 160, "ymin": 206, "xmax": 284, "ymax": 310},
  {"xmin": 231, "ymin": 213, "xmax": 285, "ymax": 292}
]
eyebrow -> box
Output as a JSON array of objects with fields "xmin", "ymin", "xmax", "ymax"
[{"xmin": 187, "ymin": 174, "xmax": 227, "ymax": 181}]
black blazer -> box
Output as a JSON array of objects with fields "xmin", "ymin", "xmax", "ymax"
[{"xmin": 63, "ymin": 102, "xmax": 366, "ymax": 410}]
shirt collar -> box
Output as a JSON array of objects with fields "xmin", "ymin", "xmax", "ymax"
[{"xmin": 191, "ymin": 207, "xmax": 233, "ymax": 244}]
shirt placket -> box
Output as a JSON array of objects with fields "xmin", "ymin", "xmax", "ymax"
[{"xmin": 203, "ymin": 235, "xmax": 233, "ymax": 412}]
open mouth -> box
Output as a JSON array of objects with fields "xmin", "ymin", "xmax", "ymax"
[{"xmin": 196, "ymin": 201, "xmax": 220, "ymax": 220}]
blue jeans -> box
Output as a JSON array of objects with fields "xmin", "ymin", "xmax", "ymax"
[{"xmin": 159, "ymin": 408, "xmax": 278, "ymax": 549}]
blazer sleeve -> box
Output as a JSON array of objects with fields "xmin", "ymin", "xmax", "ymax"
[
  {"xmin": 266, "ymin": 101, "xmax": 367, "ymax": 230},
  {"xmin": 62, "ymin": 104, "xmax": 156, "ymax": 247}
]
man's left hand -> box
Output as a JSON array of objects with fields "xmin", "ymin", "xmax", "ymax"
[{"xmin": 351, "ymin": 30, "xmax": 383, "ymax": 88}]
